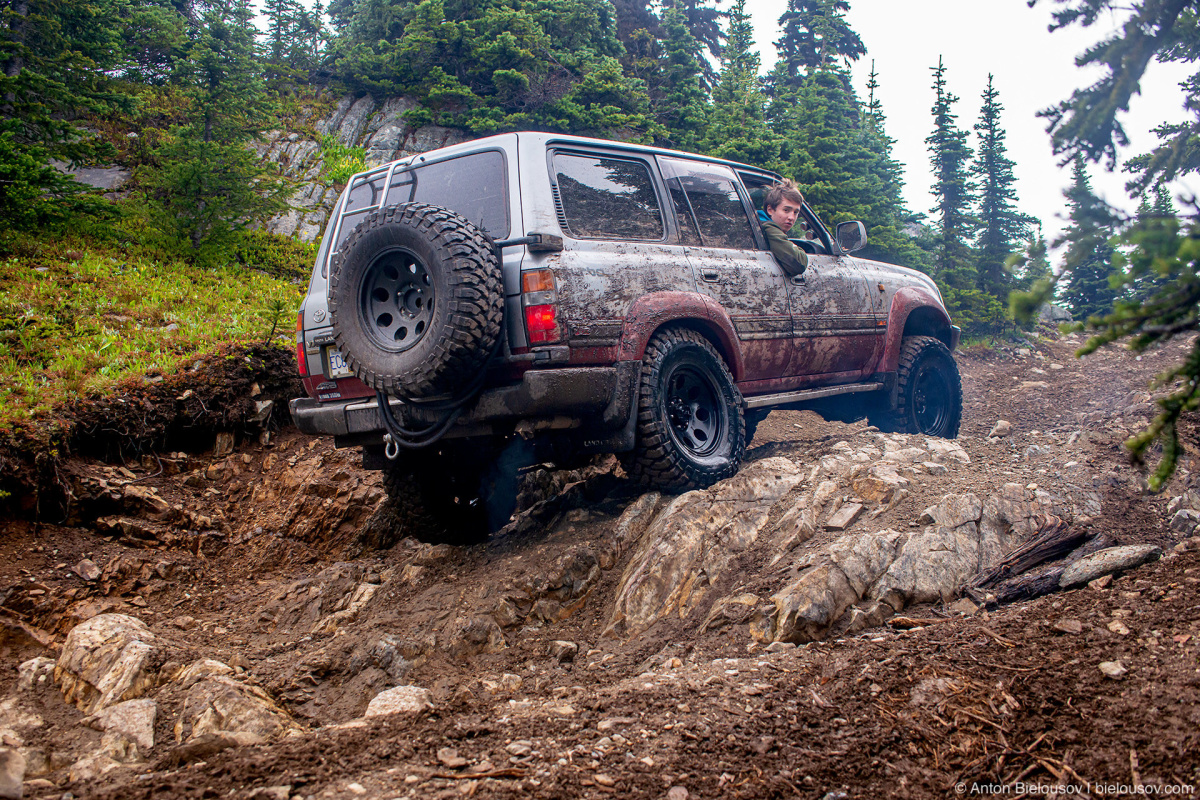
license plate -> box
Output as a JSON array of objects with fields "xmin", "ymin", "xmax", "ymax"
[{"xmin": 324, "ymin": 347, "xmax": 354, "ymax": 379}]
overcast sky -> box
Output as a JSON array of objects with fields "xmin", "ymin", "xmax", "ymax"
[{"xmin": 746, "ymin": 0, "xmax": 1195, "ymax": 247}]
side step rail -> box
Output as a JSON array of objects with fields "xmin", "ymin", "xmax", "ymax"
[{"xmin": 744, "ymin": 382, "xmax": 884, "ymax": 410}]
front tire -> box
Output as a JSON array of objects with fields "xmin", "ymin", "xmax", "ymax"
[
  {"xmin": 872, "ymin": 335, "xmax": 962, "ymax": 437},
  {"xmin": 627, "ymin": 328, "xmax": 745, "ymax": 490}
]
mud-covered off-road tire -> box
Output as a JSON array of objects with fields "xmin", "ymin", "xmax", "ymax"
[
  {"xmin": 327, "ymin": 202, "xmax": 503, "ymax": 399},
  {"xmin": 381, "ymin": 460, "xmax": 490, "ymax": 546},
  {"xmin": 627, "ymin": 328, "xmax": 745, "ymax": 491},
  {"xmin": 872, "ymin": 335, "xmax": 962, "ymax": 437},
  {"xmin": 378, "ymin": 440, "xmax": 525, "ymax": 545}
]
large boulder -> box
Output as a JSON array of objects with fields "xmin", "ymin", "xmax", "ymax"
[
  {"xmin": 604, "ymin": 458, "xmax": 803, "ymax": 639},
  {"xmin": 174, "ymin": 669, "xmax": 296, "ymax": 745},
  {"xmin": 766, "ymin": 530, "xmax": 903, "ymax": 644},
  {"xmin": 55, "ymin": 615, "xmax": 164, "ymax": 714}
]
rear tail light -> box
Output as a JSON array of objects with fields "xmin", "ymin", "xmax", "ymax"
[
  {"xmin": 522, "ymin": 269, "xmax": 562, "ymax": 344},
  {"xmin": 295, "ymin": 311, "xmax": 308, "ymax": 376}
]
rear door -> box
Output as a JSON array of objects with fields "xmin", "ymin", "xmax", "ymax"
[
  {"xmin": 659, "ymin": 158, "xmax": 793, "ymax": 382},
  {"xmin": 540, "ymin": 148, "xmax": 696, "ymax": 363}
]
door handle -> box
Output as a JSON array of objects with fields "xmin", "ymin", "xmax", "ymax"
[{"xmin": 701, "ymin": 269, "xmax": 720, "ymax": 282}]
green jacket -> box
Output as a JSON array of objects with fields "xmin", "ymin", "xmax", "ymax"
[{"xmin": 760, "ymin": 218, "xmax": 809, "ymax": 276}]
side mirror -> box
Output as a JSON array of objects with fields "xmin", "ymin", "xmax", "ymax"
[{"xmin": 836, "ymin": 221, "xmax": 867, "ymax": 253}]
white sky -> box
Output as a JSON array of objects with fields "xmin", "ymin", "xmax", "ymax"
[{"xmin": 746, "ymin": 0, "xmax": 1196, "ymax": 246}]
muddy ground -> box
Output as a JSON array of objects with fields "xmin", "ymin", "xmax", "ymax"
[{"xmin": 1, "ymin": 332, "xmax": 1198, "ymax": 799}]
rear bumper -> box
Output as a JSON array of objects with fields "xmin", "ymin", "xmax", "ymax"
[{"xmin": 289, "ymin": 362, "xmax": 639, "ymax": 442}]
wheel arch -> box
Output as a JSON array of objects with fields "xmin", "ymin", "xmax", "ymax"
[
  {"xmin": 879, "ymin": 288, "xmax": 955, "ymax": 374},
  {"xmin": 617, "ymin": 291, "xmax": 745, "ymax": 381}
]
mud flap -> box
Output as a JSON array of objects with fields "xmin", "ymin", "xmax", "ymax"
[{"xmin": 579, "ymin": 361, "xmax": 640, "ymax": 455}]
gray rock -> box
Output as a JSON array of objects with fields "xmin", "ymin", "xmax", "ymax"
[
  {"xmin": 332, "ymin": 95, "xmax": 375, "ymax": 145},
  {"xmin": 918, "ymin": 493, "xmax": 982, "ymax": 529},
  {"xmin": 824, "ymin": 503, "xmax": 863, "ymax": 531},
  {"xmin": 174, "ymin": 675, "xmax": 295, "ymax": 744},
  {"xmin": 851, "ymin": 464, "xmax": 908, "ymax": 504},
  {"xmin": 1059, "ymin": 545, "xmax": 1163, "ymax": 589},
  {"xmin": 16, "ymin": 658, "xmax": 55, "ymax": 692},
  {"xmin": 871, "ymin": 524, "xmax": 981, "ymax": 606},
  {"xmin": 988, "ymin": 420, "xmax": 1012, "ymax": 438},
  {"xmin": 55, "ymin": 614, "xmax": 162, "ymax": 714},
  {"xmin": 1169, "ymin": 509, "xmax": 1200, "ymax": 533},
  {"xmin": 82, "ymin": 699, "xmax": 157, "ymax": 751},
  {"xmin": 1098, "ymin": 660, "xmax": 1127, "ymax": 679},
  {"xmin": 548, "ymin": 641, "xmax": 578, "ymax": 664},
  {"xmin": 73, "ymin": 559, "xmax": 101, "ymax": 581},
  {"xmin": 1038, "ymin": 303, "xmax": 1072, "ymax": 324},
  {"xmin": 604, "ymin": 458, "xmax": 803, "ymax": 639},
  {"xmin": 0, "ymin": 747, "xmax": 24, "ymax": 799},
  {"xmin": 365, "ymin": 685, "xmax": 434, "ymax": 718}
]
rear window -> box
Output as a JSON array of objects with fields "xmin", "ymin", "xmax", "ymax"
[
  {"xmin": 552, "ymin": 152, "xmax": 664, "ymax": 241},
  {"xmin": 333, "ymin": 151, "xmax": 509, "ymax": 251},
  {"xmin": 386, "ymin": 150, "xmax": 509, "ymax": 239}
]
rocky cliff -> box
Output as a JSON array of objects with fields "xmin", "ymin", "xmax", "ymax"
[{"xmin": 258, "ymin": 94, "xmax": 468, "ymax": 242}]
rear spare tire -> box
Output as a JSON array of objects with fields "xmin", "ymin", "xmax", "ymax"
[{"xmin": 327, "ymin": 203, "xmax": 503, "ymax": 398}]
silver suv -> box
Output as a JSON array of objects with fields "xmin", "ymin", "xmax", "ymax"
[{"xmin": 290, "ymin": 133, "xmax": 961, "ymax": 540}]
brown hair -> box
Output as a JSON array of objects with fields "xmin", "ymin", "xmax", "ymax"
[{"xmin": 764, "ymin": 179, "xmax": 805, "ymax": 212}]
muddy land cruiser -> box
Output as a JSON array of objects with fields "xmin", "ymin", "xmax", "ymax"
[{"xmin": 290, "ymin": 132, "xmax": 962, "ymax": 540}]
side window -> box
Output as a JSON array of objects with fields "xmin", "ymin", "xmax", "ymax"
[
  {"xmin": 661, "ymin": 159, "xmax": 756, "ymax": 250},
  {"xmin": 552, "ymin": 152, "xmax": 664, "ymax": 241},
  {"xmin": 385, "ymin": 151, "xmax": 510, "ymax": 239}
]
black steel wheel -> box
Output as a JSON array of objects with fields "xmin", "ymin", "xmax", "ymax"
[
  {"xmin": 627, "ymin": 328, "xmax": 745, "ymax": 490},
  {"xmin": 358, "ymin": 246, "xmax": 435, "ymax": 353},
  {"xmin": 872, "ymin": 335, "xmax": 962, "ymax": 437},
  {"xmin": 327, "ymin": 203, "xmax": 502, "ymax": 399}
]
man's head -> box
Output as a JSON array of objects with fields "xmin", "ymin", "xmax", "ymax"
[{"xmin": 764, "ymin": 180, "xmax": 805, "ymax": 232}]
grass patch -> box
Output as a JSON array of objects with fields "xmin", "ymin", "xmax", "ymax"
[
  {"xmin": 0, "ymin": 232, "xmax": 305, "ymax": 428},
  {"xmin": 320, "ymin": 135, "xmax": 367, "ymax": 185}
]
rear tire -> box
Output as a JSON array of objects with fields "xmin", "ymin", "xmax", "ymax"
[
  {"xmin": 871, "ymin": 335, "xmax": 962, "ymax": 437},
  {"xmin": 627, "ymin": 328, "xmax": 745, "ymax": 490},
  {"xmin": 380, "ymin": 441, "xmax": 523, "ymax": 545}
]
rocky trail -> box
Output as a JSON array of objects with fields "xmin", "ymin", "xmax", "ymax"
[{"xmin": 1, "ymin": 333, "xmax": 1199, "ymax": 799}]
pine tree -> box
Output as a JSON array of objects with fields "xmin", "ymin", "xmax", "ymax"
[
  {"xmin": 651, "ymin": 6, "xmax": 709, "ymax": 150},
  {"xmin": 139, "ymin": 0, "xmax": 288, "ymax": 261},
  {"xmin": 330, "ymin": 0, "xmax": 655, "ymax": 136},
  {"xmin": 0, "ymin": 0, "xmax": 130, "ymax": 227},
  {"xmin": 263, "ymin": 0, "xmax": 327, "ymax": 77},
  {"xmin": 1014, "ymin": 0, "xmax": 1200, "ymax": 487},
  {"xmin": 1058, "ymin": 156, "xmax": 1118, "ymax": 319},
  {"xmin": 666, "ymin": 0, "xmax": 725, "ymax": 90},
  {"xmin": 972, "ymin": 75, "xmax": 1037, "ymax": 300},
  {"xmin": 774, "ymin": 0, "xmax": 864, "ymax": 89},
  {"xmin": 701, "ymin": 0, "xmax": 781, "ymax": 168},
  {"xmin": 925, "ymin": 56, "xmax": 976, "ymax": 290}
]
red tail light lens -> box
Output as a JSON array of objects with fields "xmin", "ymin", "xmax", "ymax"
[
  {"xmin": 522, "ymin": 269, "xmax": 562, "ymax": 344},
  {"xmin": 295, "ymin": 312, "xmax": 308, "ymax": 376},
  {"xmin": 525, "ymin": 304, "xmax": 560, "ymax": 344}
]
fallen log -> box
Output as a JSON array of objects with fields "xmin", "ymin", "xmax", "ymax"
[{"xmin": 964, "ymin": 514, "xmax": 1088, "ymax": 603}]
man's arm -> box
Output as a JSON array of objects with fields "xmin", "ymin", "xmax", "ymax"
[{"xmin": 760, "ymin": 219, "xmax": 809, "ymax": 276}]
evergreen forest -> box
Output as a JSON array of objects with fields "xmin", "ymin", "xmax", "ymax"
[{"xmin": 2, "ymin": 0, "xmax": 1199, "ymax": 476}]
